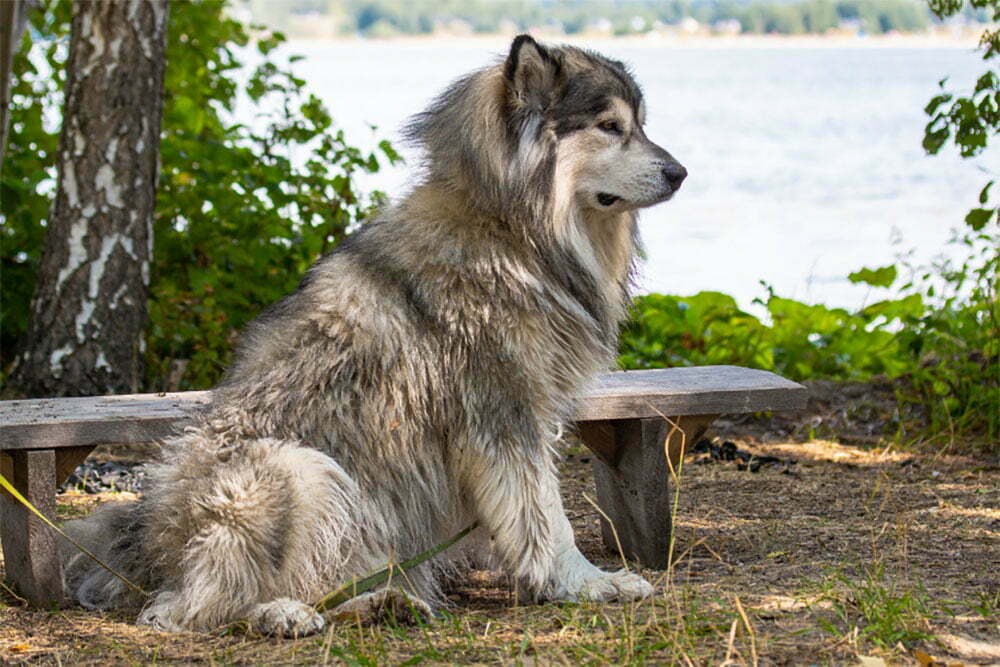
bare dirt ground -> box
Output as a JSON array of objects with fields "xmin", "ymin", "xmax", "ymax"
[{"xmin": 2, "ymin": 384, "xmax": 997, "ymax": 665}]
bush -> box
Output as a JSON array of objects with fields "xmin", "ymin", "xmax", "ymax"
[
  {"xmin": 620, "ymin": 279, "xmax": 996, "ymax": 442},
  {"xmin": 620, "ymin": 286, "xmax": 920, "ymax": 384},
  {"xmin": 1, "ymin": 0, "xmax": 399, "ymax": 390}
]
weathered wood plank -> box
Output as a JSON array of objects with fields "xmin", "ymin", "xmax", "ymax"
[
  {"xmin": 0, "ymin": 367, "xmax": 806, "ymax": 450},
  {"xmin": 0, "ymin": 391, "xmax": 211, "ymax": 450},
  {"xmin": 576, "ymin": 366, "xmax": 806, "ymax": 421},
  {"xmin": 0, "ymin": 449, "xmax": 64, "ymax": 607}
]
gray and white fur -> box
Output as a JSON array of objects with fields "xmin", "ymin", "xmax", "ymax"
[{"xmin": 62, "ymin": 35, "xmax": 687, "ymax": 637}]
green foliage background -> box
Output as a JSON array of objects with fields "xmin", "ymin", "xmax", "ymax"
[
  {"xmin": 1, "ymin": 0, "xmax": 398, "ymax": 390},
  {"xmin": 1, "ymin": 0, "xmax": 995, "ymax": 445}
]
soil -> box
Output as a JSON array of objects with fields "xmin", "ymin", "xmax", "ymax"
[{"xmin": 1, "ymin": 382, "xmax": 997, "ymax": 665}]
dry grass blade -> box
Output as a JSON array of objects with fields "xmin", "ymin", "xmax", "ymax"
[
  {"xmin": 582, "ymin": 492, "xmax": 630, "ymax": 572},
  {"xmin": 0, "ymin": 580, "xmax": 27, "ymax": 606},
  {"xmin": 722, "ymin": 617, "xmax": 740, "ymax": 666},
  {"xmin": 661, "ymin": 414, "xmax": 685, "ymax": 483},
  {"xmin": 733, "ymin": 593, "xmax": 759, "ymax": 667}
]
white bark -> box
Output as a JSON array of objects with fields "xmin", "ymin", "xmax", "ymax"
[{"xmin": 10, "ymin": 0, "xmax": 169, "ymax": 397}]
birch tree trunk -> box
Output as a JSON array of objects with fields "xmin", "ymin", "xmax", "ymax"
[{"xmin": 8, "ymin": 0, "xmax": 169, "ymax": 397}]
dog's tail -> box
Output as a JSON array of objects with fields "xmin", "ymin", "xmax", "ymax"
[
  {"xmin": 62, "ymin": 499, "xmax": 150, "ymax": 610},
  {"xmin": 63, "ymin": 435, "xmax": 364, "ymax": 631}
]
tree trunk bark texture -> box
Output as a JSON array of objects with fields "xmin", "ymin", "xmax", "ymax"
[{"xmin": 9, "ymin": 0, "xmax": 169, "ymax": 398}]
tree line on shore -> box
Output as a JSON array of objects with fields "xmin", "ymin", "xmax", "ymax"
[{"xmin": 251, "ymin": 0, "xmax": 982, "ymax": 37}]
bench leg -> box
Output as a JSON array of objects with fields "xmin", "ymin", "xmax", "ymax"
[
  {"xmin": 579, "ymin": 415, "xmax": 717, "ymax": 569},
  {"xmin": 1, "ymin": 449, "xmax": 65, "ymax": 607},
  {"xmin": 55, "ymin": 445, "xmax": 96, "ymax": 488}
]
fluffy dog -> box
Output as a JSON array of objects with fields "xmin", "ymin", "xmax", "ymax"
[{"xmin": 63, "ymin": 34, "xmax": 687, "ymax": 636}]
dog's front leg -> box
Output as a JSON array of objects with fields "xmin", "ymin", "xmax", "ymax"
[
  {"xmin": 540, "ymin": 463, "xmax": 655, "ymax": 603},
  {"xmin": 458, "ymin": 435, "xmax": 652, "ymax": 602},
  {"xmin": 457, "ymin": 440, "xmax": 559, "ymax": 597}
]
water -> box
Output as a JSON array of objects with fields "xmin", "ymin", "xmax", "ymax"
[{"xmin": 275, "ymin": 39, "xmax": 992, "ymax": 312}]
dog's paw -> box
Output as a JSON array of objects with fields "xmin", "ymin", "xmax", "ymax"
[
  {"xmin": 572, "ymin": 569, "xmax": 654, "ymax": 602},
  {"xmin": 547, "ymin": 549, "xmax": 654, "ymax": 603},
  {"xmin": 138, "ymin": 591, "xmax": 185, "ymax": 633},
  {"xmin": 327, "ymin": 588, "xmax": 433, "ymax": 625},
  {"xmin": 248, "ymin": 598, "xmax": 326, "ymax": 638}
]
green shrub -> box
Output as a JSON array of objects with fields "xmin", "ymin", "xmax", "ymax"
[
  {"xmin": 619, "ymin": 288, "xmax": 919, "ymax": 383},
  {"xmin": 2, "ymin": 0, "xmax": 398, "ymax": 390},
  {"xmin": 620, "ymin": 278, "xmax": 997, "ymax": 442}
]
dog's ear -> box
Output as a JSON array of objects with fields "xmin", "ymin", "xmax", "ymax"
[{"xmin": 504, "ymin": 34, "xmax": 560, "ymax": 112}]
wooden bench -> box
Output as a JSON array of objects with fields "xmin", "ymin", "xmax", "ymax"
[{"xmin": 0, "ymin": 365, "xmax": 806, "ymax": 607}]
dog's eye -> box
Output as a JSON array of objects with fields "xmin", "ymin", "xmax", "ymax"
[{"xmin": 598, "ymin": 120, "xmax": 622, "ymax": 135}]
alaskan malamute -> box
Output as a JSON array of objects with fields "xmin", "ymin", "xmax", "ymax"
[{"xmin": 63, "ymin": 34, "xmax": 687, "ymax": 636}]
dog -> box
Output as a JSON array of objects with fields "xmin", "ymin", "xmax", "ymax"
[{"xmin": 62, "ymin": 34, "xmax": 687, "ymax": 637}]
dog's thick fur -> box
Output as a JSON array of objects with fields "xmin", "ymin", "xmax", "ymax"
[{"xmin": 62, "ymin": 36, "xmax": 687, "ymax": 636}]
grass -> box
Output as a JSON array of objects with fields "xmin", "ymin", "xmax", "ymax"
[
  {"xmin": 2, "ymin": 436, "xmax": 998, "ymax": 665},
  {"xmin": 810, "ymin": 565, "xmax": 934, "ymax": 650},
  {"xmin": 971, "ymin": 589, "xmax": 1000, "ymax": 620},
  {"xmin": 297, "ymin": 589, "xmax": 757, "ymax": 665}
]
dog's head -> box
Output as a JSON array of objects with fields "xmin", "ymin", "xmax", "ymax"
[
  {"xmin": 405, "ymin": 35, "xmax": 684, "ymax": 223},
  {"xmin": 503, "ymin": 35, "xmax": 686, "ymax": 214}
]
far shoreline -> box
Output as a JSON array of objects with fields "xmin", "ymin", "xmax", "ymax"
[{"xmin": 279, "ymin": 31, "xmax": 983, "ymax": 50}]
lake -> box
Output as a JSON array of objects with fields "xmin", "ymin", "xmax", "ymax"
[{"xmin": 275, "ymin": 38, "xmax": 991, "ymax": 313}]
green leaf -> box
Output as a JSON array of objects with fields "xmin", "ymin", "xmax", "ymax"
[
  {"xmin": 964, "ymin": 208, "xmax": 995, "ymax": 231},
  {"xmin": 924, "ymin": 93, "xmax": 952, "ymax": 115},
  {"xmin": 848, "ymin": 265, "xmax": 897, "ymax": 288},
  {"xmin": 863, "ymin": 294, "xmax": 924, "ymax": 322},
  {"xmin": 379, "ymin": 139, "xmax": 401, "ymax": 164},
  {"xmin": 315, "ymin": 522, "xmax": 478, "ymax": 612}
]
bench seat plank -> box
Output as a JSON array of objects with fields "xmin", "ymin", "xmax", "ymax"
[
  {"xmin": 0, "ymin": 391, "xmax": 211, "ymax": 450},
  {"xmin": 577, "ymin": 365, "xmax": 806, "ymax": 421},
  {"xmin": 0, "ymin": 367, "xmax": 805, "ymax": 450}
]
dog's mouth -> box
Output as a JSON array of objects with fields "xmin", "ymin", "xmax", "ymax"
[{"xmin": 597, "ymin": 189, "xmax": 676, "ymax": 210}]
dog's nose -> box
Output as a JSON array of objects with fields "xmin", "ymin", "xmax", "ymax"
[{"xmin": 663, "ymin": 164, "xmax": 687, "ymax": 191}]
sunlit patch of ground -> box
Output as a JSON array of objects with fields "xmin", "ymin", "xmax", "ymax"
[{"xmin": 2, "ymin": 435, "xmax": 997, "ymax": 665}]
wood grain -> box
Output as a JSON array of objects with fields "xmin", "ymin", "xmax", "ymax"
[
  {"xmin": 1, "ymin": 449, "xmax": 64, "ymax": 606},
  {"xmin": 576, "ymin": 366, "xmax": 806, "ymax": 421},
  {"xmin": 0, "ymin": 366, "xmax": 806, "ymax": 450},
  {"xmin": 0, "ymin": 391, "xmax": 211, "ymax": 450}
]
